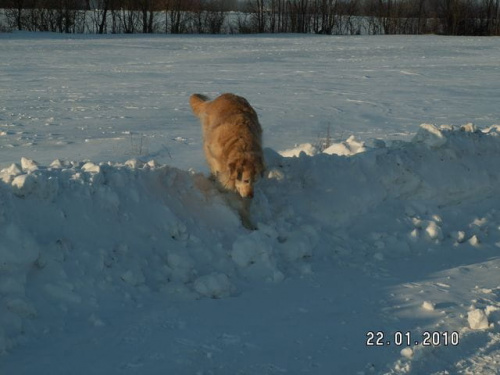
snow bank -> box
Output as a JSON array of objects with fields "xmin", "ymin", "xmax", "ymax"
[
  {"xmin": 278, "ymin": 135, "xmax": 368, "ymax": 158},
  {"xmin": 2, "ymin": 124, "xmax": 500, "ymax": 356}
]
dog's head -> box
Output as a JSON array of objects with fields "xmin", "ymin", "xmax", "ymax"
[{"xmin": 229, "ymin": 155, "xmax": 264, "ymax": 199}]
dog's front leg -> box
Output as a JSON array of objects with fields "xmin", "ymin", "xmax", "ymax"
[{"xmin": 238, "ymin": 198, "xmax": 257, "ymax": 230}]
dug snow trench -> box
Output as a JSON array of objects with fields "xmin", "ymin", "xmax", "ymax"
[{"xmin": 1, "ymin": 123, "xmax": 500, "ymax": 374}]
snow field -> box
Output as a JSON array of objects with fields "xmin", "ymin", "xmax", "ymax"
[{"xmin": 1, "ymin": 34, "xmax": 500, "ymax": 171}]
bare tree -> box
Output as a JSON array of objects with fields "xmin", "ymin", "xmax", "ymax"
[
  {"xmin": 4, "ymin": 0, "xmax": 25, "ymax": 30},
  {"xmin": 91, "ymin": 0, "xmax": 115, "ymax": 34},
  {"xmin": 203, "ymin": 0, "xmax": 228, "ymax": 33},
  {"xmin": 138, "ymin": 0, "xmax": 155, "ymax": 33},
  {"xmin": 248, "ymin": 0, "xmax": 267, "ymax": 32},
  {"xmin": 313, "ymin": 0, "xmax": 338, "ymax": 34},
  {"xmin": 479, "ymin": 0, "xmax": 500, "ymax": 35},
  {"xmin": 163, "ymin": 0, "xmax": 193, "ymax": 33}
]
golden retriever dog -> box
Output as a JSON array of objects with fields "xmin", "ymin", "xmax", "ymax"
[{"xmin": 189, "ymin": 93, "xmax": 264, "ymax": 199}]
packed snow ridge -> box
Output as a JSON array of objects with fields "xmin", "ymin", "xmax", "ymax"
[{"xmin": 1, "ymin": 123, "xmax": 500, "ymax": 355}]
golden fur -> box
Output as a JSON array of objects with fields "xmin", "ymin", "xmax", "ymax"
[{"xmin": 189, "ymin": 93, "xmax": 264, "ymax": 199}]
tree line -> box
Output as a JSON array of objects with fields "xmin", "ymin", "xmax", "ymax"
[
  {"xmin": 0, "ymin": 0, "xmax": 237, "ymax": 33},
  {"xmin": 1, "ymin": 0, "xmax": 499, "ymax": 35}
]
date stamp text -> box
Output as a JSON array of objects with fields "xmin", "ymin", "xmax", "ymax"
[{"xmin": 366, "ymin": 331, "xmax": 460, "ymax": 347}]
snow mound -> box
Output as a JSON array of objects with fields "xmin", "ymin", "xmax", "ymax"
[
  {"xmin": 323, "ymin": 135, "xmax": 367, "ymax": 156},
  {"xmin": 279, "ymin": 143, "xmax": 318, "ymax": 157},
  {"xmin": 468, "ymin": 308, "xmax": 490, "ymax": 330},
  {"xmin": 278, "ymin": 135, "xmax": 368, "ymax": 158},
  {"xmin": 2, "ymin": 124, "xmax": 500, "ymax": 358}
]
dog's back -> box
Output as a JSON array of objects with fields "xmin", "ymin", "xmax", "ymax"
[{"xmin": 190, "ymin": 93, "xmax": 261, "ymax": 136}]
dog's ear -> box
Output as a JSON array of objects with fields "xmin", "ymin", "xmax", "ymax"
[{"xmin": 189, "ymin": 94, "xmax": 209, "ymax": 117}]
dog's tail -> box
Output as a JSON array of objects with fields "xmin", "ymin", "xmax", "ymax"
[{"xmin": 189, "ymin": 94, "xmax": 210, "ymax": 117}]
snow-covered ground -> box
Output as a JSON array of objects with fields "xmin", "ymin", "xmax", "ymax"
[{"xmin": 1, "ymin": 33, "xmax": 500, "ymax": 374}]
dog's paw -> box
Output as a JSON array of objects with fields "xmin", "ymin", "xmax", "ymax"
[{"xmin": 241, "ymin": 216, "xmax": 258, "ymax": 231}]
